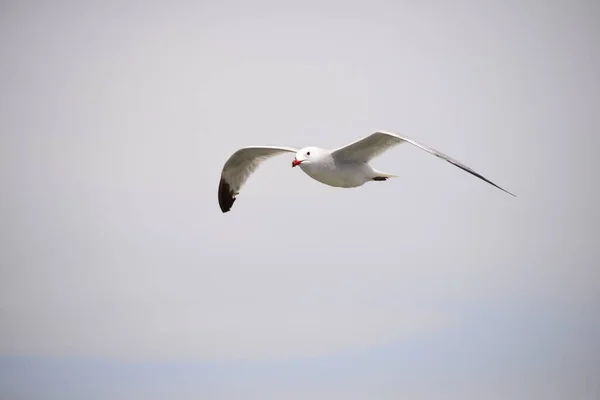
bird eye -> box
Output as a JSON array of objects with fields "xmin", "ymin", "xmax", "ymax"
[{"xmin": 306, "ymin": 151, "xmax": 311, "ymax": 156}]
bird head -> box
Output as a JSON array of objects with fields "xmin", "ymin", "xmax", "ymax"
[{"xmin": 292, "ymin": 147, "xmax": 319, "ymax": 168}]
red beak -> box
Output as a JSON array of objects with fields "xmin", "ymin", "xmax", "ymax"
[{"xmin": 292, "ymin": 159, "xmax": 302, "ymax": 168}]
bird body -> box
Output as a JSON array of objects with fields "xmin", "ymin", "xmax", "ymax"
[
  {"xmin": 217, "ymin": 131, "xmax": 515, "ymax": 213},
  {"xmin": 293, "ymin": 147, "xmax": 389, "ymax": 188}
]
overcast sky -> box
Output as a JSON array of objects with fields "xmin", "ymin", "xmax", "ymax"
[{"xmin": 1, "ymin": 0, "xmax": 599, "ymax": 399}]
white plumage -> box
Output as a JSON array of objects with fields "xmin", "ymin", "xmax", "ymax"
[{"xmin": 218, "ymin": 131, "xmax": 515, "ymax": 213}]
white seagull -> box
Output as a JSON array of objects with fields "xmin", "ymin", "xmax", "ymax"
[{"xmin": 218, "ymin": 130, "xmax": 515, "ymax": 213}]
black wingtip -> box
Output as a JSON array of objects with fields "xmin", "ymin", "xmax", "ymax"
[
  {"xmin": 218, "ymin": 177, "xmax": 236, "ymax": 213},
  {"xmin": 450, "ymin": 161, "xmax": 516, "ymax": 198}
]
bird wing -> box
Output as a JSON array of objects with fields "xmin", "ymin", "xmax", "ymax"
[
  {"xmin": 331, "ymin": 130, "xmax": 516, "ymax": 197},
  {"xmin": 218, "ymin": 146, "xmax": 298, "ymax": 213}
]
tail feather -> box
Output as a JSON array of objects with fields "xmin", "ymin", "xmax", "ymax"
[
  {"xmin": 374, "ymin": 171, "xmax": 399, "ymax": 179},
  {"xmin": 372, "ymin": 170, "xmax": 399, "ymax": 181}
]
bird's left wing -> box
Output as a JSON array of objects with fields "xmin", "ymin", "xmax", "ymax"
[
  {"xmin": 218, "ymin": 146, "xmax": 298, "ymax": 213},
  {"xmin": 331, "ymin": 131, "xmax": 406, "ymax": 162},
  {"xmin": 332, "ymin": 131, "xmax": 516, "ymax": 197}
]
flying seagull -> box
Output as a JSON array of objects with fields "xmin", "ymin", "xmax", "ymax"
[{"xmin": 218, "ymin": 130, "xmax": 515, "ymax": 213}]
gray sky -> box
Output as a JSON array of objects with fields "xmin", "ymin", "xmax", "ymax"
[{"xmin": 1, "ymin": 0, "xmax": 599, "ymax": 398}]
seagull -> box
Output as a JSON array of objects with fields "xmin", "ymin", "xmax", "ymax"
[{"xmin": 218, "ymin": 130, "xmax": 515, "ymax": 213}]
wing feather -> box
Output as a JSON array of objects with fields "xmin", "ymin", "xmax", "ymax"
[
  {"xmin": 332, "ymin": 132, "xmax": 405, "ymax": 162},
  {"xmin": 218, "ymin": 146, "xmax": 297, "ymax": 212},
  {"xmin": 332, "ymin": 131, "xmax": 516, "ymax": 197}
]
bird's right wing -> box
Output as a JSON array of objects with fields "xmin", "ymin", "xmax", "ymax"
[{"xmin": 218, "ymin": 146, "xmax": 298, "ymax": 213}]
